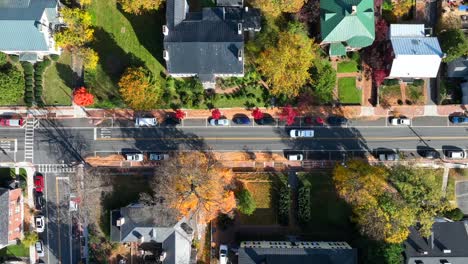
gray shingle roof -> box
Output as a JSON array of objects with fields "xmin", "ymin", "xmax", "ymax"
[
  {"xmin": 447, "ymin": 57, "xmax": 468, "ymax": 78},
  {"xmin": 0, "ymin": 188, "xmax": 10, "ymax": 246},
  {"xmin": 405, "ymin": 221, "xmax": 468, "ymax": 264},
  {"xmin": 217, "ymin": 0, "xmax": 243, "ymax": 6}
]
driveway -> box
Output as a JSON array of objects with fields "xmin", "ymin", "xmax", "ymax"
[{"xmin": 455, "ymin": 181, "xmax": 468, "ymax": 214}]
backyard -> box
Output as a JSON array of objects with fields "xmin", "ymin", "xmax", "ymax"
[
  {"xmin": 338, "ymin": 77, "xmax": 361, "ymax": 104},
  {"xmin": 238, "ymin": 177, "xmax": 277, "ymax": 225},
  {"xmin": 43, "ymin": 52, "xmax": 73, "ymax": 105}
]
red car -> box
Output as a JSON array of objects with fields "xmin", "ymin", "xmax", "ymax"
[
  {"xmin": 0, "ymin": 118, "xmax": 25, "ymax": 127},
  {"xmin": 34, "ymin": 173, "xmax": 44, "ymax": 193}
]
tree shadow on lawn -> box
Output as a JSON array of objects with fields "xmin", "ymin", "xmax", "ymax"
[{"xmin": 56, "ymin": 61, "xmax": 78, "ymax": 89}]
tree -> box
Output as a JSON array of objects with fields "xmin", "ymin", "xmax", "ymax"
[
  {"xmin": 0, "ymin": 65, "xmax": 25, "ymax": 105},
  {"xmin": 118, "ymin": 67, "xmax": 162, "ymax": 110},
  {"xmin": 211, "ymin": 108, "xmax": 221, "ymax": 120},
  {"xmin": 297, "ymin": 186, "xmax": 311, "ymax": 224},
  {"xmin": 77, "ymin": 47, "xmax": 99, "ymax": 71},
  {"xmin": 22, "ymin": 231, "xmax": 38, "ymax": 247},
  {"xmin": 439, "ymin": 29, "xmax": 468, "ymax": 62},
  {"xmin": 309, "ymin": 59, "xmax": 336, "ymax": 103},
  {"xmin": 175, "ymin": 109, "xmax": 186, "ymax": 120},
  {"xmin": 151, "ymin": 152, "xmax": 236, "ymax": 223},
  {"xmin": 117, "ymin": 0, "xmax": 164, "ymax": 14},
  {"xmin": 251, "ymin": 107, "xmax": 264, "ymax": 120},
  {"xmin": 0, "ymin": 52, "xmax": 7, "ymax": 67},
  {"xmin": 374, "ymin": 69, "xmax": 388, "ymax": 87},
  {"xmin": 251, "ymin": 0, "xmax": 307, "ymax": 17},
  {"xmin": 279, "ymin": 105, "xmax": 297, "ymax": 125},
  {"xmin": 73, "ymin": 87, "xmax": 94, "ymax": 106},
  {"xmin": 375, "ymin": 19, "xmax": 389, "ymax": 42},
  {"xmin": 392, "ymin": 0, "xmax": 412, "ymax": 20},
  {"xmin": 54, "ymin": 8, "xmax": 94, "ymax": 48},
  {"xmin": 256, "ymin": 27, "xmax": 317, "ymax": 97},
  {"xmin": 236, "ymin": 189, "xmax": 256, "ymax": 215}
]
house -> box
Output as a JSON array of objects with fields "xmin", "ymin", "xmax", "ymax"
[
  {"xmin": 110, "ymin": 203, "xmax": 195, "ymax": 264},
  {"xmin": 388, "ymin": 24, "xmax": 443, "ymax": 79},
  {"xmin": 404, "ymin": 220, "xmax": 468, "ymax": 264},
  {"xmin": 0, "ymin": 0, "xmax": 62, "ymax": 62},
  {"xmin": 447, "ymin": 57, "xmax": 468, "ymax": 79},
  {"xmin": 163, "ymin": 0, "xmax": 261, "ymax": 89},
  {"xmin": 320, "ymin": 0, "xmax": 375, "ymax": 56},
  {"xmin": 238, "ymin": 241, "xmax": 357, "ymax": 264},
  {"xmin": 0, "ymin": 188, "xmax": 24, "ymax": 249}
]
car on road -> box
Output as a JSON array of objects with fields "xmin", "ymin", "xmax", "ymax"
[
  {"xmin": 0, "ymin": 118, "xmax": 24, "ymax": 127},
  {"xmin": 255, "ymin": 117, "xmax": 276, "ymax": 125},
  {"xmin": 219, "ymin": 244, "xmax": 228, "ymax": 264},
  {"xmin": 304, "ymin": 116, "xmax": 324, "ymax": 126},
  {"xmin": 34, "ymin": 215, "xmax": 45, "ymax": 233},
  {"xmin": 450, "ymin": 116, "xmax": 468, "ymax": 124},
  {"xmin": 287, "ymin": 153, "xmax": 304, "ymax": 161},
  {"xmin": 422, "ymin": 150, "xmax": 438, "ymax": 159},
  {"xmin": 125, "ymin": 153, "xmax": 144, "ymax": 161},
  {"xmin": 390, "ymin": 116, "xmax": 411, "ymax": 126},
  {"xmin": 327, "ymin": 116, "xmax": 348, "ymax": 126},
  {"xmin": 446, "ymin": 150, "xmax": 466, "ymax": 159},
  {"xmin": 232, "ymin": 116, "xmax": 251, "ymax": 125},
  {"xmin": 378, "ymin": 152, "xmax": 399, "ymax": 161},
  {"xmin": 34, "ymin": 190, "xmax": 45, "ymax": 211},
  {"xmin": 34, "ymin": 173, "xmax": 44, "ymax": 193},
  {"xmin": 210, "ymin": 118, "xmax": 229, "ymax": 126},
  {"xmin": 35, "ymin": 240, "xmax": 45, "ymax": 257},
  {"xmin": 148, "ymin": 153, "xmax": 170, "ymax": 161},
  {"xmin": 163, "ymin": 116, "xmax": 181, "ymax": 126},
  {"xmin": 290, "ymin": 129, "xmax": 314, "ymax": 138},
  {"xmin": 135, "ymin": 117, "xmax": 157, "ymax": 127}
]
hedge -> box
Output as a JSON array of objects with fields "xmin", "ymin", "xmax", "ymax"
[
  {"xmin": 297, "ymin": 186, "xmax": 311, "ymax": 224},
  {"xmin": 9, "ymin": 54, "xmax": 19, "ymax": 63},
  {"xmin": 277, "ymin": 184, "xmax": 291, "ymax": 225},
  {"xmin": 0, "ymin": 52, "xmax": 7, "ymax": 66},
  {"xmin": 25, "ymin": 91, "xmax": 33, "ymax": 98},
  {"xmin": 50, "ymin": 54, "xmax": 60, "ymax": 61}
]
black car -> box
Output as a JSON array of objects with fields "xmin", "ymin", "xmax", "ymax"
[
  {"xmin": 422, "ymin": 150, "xmax": 439, "ymax": 159},
  {"xmin": 163, "ymin": 116, "xmax": 181, "ymax": 126},
  {"xmin": 34, "ymin": 190, "xmax": 45, "ymax": 210},
  {"xmin": 233, "ymin": 116, "xmax": 251, "ymax": 125},
  {"xmin": 327, "ymin": 116, "xmax": 348, "ymax": 126}
]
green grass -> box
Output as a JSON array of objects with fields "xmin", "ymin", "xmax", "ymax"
[
  {"xmin": 0, "ymin": 243, "xmax": 29, "ymax": 257},
  {"xmin": 338, "ymin": 77, "xmax": 361, "ymax": 104},
  {"xmin": 214, "ymin": 85, "xmax": 268, "ymax": 108},
  {"xmin": 43, "ymin": 52, "xmax": 73, "ymax": 106},
  {"xmin": 87, "ymin": 0, "xmax": 165, "ymax": 105},
  {"xmin": 337, "ymin": 60, "xmax": 359, "ymax": 73},
  {"xmin": 297, "ymin": 171, "xmax": 353, "ymax": 241},
  {"xmin": 407, "ymin": 84, "xmax": 424, "ymax": 104},
  {"xmin": 239, "ymin": 181, "xmax": 277, "ymax": 225},
  {"xmin": 380, "ymin": 85, "xmax": 401, "ymax": 97}
]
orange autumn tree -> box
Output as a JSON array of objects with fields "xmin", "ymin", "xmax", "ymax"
[
  {"xmin": 152, "ymin": 152, "xmax": 236, "ymax": 223},
  {"xmin": 118, "ymin": 66, "xmax": 162, "ymax": 110},
  {"xmin": 73, "ymin": 87, "xmax": 94, "ymax": 106}
]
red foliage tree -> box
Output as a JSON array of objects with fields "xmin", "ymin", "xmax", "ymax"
[
  {"xmin": 175, "ymin": 109, "xmax": 186, "ymax": 120},
  {"xmin": 373, "ymin": 70, "xmax": 388, "ymax": 87},
  {"xmin": 211, "ymin": 108, "xmax": 221, "ymax": 120},
  {"xmin": 73, "ymin": 87, "xmax": 94, "ymax": 106},
  {"xmin": 375, "ymin": 19, "xmax": 389, "ymax": 42},
  {"xmin": 279, "ymin": 105, "xmax": 297, "ymax": 125},
  {"xmin": 251, "ymin": 108, "xmax": 264, "ymax": 120}
]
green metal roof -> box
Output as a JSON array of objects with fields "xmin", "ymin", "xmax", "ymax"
[
  {"xmin": 330, "ymin": 42, "xmax": 347, "ymax": 56},
  {"xmin": 320, "ymin": 0, "xmax": 375, "ymax": 49}
]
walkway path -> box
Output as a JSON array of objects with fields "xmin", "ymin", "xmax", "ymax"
[{"xmin": 442, "ymin": 166, "xmax": 450, "ymax": 195}]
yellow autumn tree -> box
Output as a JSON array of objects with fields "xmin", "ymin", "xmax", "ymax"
[
  {"xmin": 392, "ymin": 0, "xmax": 412, "ymax": 20},
  {"xmin": 117, "ymin": 0, "xmax": 164, "ymax": 14},
  {"xmin": 54, "ymin": 8, "xmax": 94, "ymax": 48},
  {"xmin": 77, "ymin": 47, "xmax": 99, "ymax": 71},
  {"xmin": 152, "ymin": 152, "xmax": 236, "ymax": 223},
  {"xmin": 256, "ymin": 28, "xmax": 317, "ymax": 97},
  {"xmin": 118, "ymin": 67, "xmax": 162, "ymax": 110},
  {"xmin": 251, "ymin": 0, "xmax": 307, "ymax": 17}
]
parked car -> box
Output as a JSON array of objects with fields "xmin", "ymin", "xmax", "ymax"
[
  {"xmin": 255, "ymin": 117, "xmax": 276, "ymax": 125},
  {"xmin": 287, "ymin": 153, "xmax": 304, "ymax": 161},
  {"xmin": 125, "ymin": 153, "xmax": 144, "ymax": 161},
  {"xmin": 34, "ymin": 215, "xmax": 45, "ymax": 233},
  {"xmin": 0, "ymin": 118, "xmax": 24, "ymax": 127},
  {"xmin": 390, "ymin": 117, "xmax": 411, "ymax": 126},
  {"xmin": 135, "ymin": 117, "xmax": 157, "ymax": 127},
  {"xmin": 219, "ymin": 245, "xmax": 228, "ymax": 264},
  {"xmin": 422, "ymin": 150, "xmax": 438, "ymax": 159},
  {"xmin": 34, "ymin": 191, "xmax": 45, "ymax": 211},
  {"xmin": 290, "ymin": 129, "xmax": 314, "ymax": 138},
  {"xmin": 450, "ymin": 116, "xmax": 468, "ymax": 124},
  {"xmin": 148, "ymin": 153, "xmax": 170, "ymax": 161},
  {"xmin": 304, "ymin": 116, "xmax": 324, "ymax": 126},
  {"xmin": 327, "ymin": 116, "xmax": 348, "ymax": 126},
  {"xmin": 34, "ymin": 173, "xmax": 44, "ymax": 193},
  {"xmin": 35, "ymin": 240, "xmax": 45, "ymax": 257},
  {"xmin": 378, "ymin": 152, "xmax": 399, "ymax": 161},
  {"xmin": 210, "ymin": 118, "xmax": 229, "ymax": 126},
  {"xmin": 232, "ymin": 116, "xmax": 251, "ymax": 125},
  {"xmin": 163, "ymin": 116, "xmax": 181, "ymax": 126},
  {"xmin": 446, "ymin": 150, "xmax": 466, "ymax": 159}
]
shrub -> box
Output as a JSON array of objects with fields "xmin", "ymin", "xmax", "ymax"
[
  {"xmin": 9, "ymin": 54, "xmax": 19, "ymax": 63},
  {"xmin": 35, "ymin": 89, "xmax": 42, "ymax": 96},
  {"xmin": 412, "ymin": 79, "xmax": 424, "ymax": 86},
  {"xmin": 25, "ymin": 84, "xmax": 33, "ymax": 91},
  {"xmin": 25, "ymin": 79, "xmax": 33, "ymax": 86},
  {"xmin": 297, "ymin": 186, "xmax": 311, "ymax": 224},
  {"xmin": 50, "ymin": 54, "xmax": 60, "ymax": 61},
  {"xmin": 35, "ymin": 85, "xmax": 43, "ymax": 91},
  {"xmin": 217, "ymin": 213, "xmax": 235, "ymax": 230},
  {"xmin": 236, "ymin": 189, "xmax": 256, "ymax": 215},
  {"xmin": 25, "ymin": 91, "xmax": 33, "ymax": 98},
  {"xmin": 277, "ymin": 184, "xmax": 290, "ymax": 225},
  {"xmin": 383, "ymin": 79, "xmax": 399, "ymax": 86},
  {"xmin": 21, "ymin": 62, "xmax": 33, "ymax": 72},
  {"xmin": 43, "ymin": 58, "xmax": 51, "ymax": 67},
  {"xmin": 445, "ymin": 208, "xmax": 464, "ymax": 221},
  {"xmin": 0, "ymin": 52, "xmax": 7, "ymax": 66}
]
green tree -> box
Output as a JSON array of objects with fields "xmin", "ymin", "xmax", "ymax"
[
  {"xmin": 439, "ymin": 29, "xmax": 468, "ymax": 62},
  {"xmin": 236, "ymin": 189, "xmax": 256, "ymax": 215},
  {"xmin": 309, "ymin": 59, "xmax": 336, "ymax": 103},
  {"xmin": 22, "ymin": 231, "xmax": 38, "ymax": 247},
  {"xmin": 0, "ymin": 52, "xmax": 7, "ymax": 67},
  {"xmin": 0, "ymin": 65, "xmax": 25, "ymax": 105}
]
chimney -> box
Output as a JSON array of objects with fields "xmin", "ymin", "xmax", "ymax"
[
  {"xmin": 238, "ymin": 49, "xmax": 243, "ymax": 61},
  {"xmin": 159, "ymin": 251, "xmax": 167, "ymax": 261},
  {"xmin": 245, "ymin": 6, "xmax": 249, "ymax": 12},
  {"xmin": 162, "ymin": 25, "xmax": 169, "ymax": 36},
  {"xmin": 351, "ymin": 5, "xmax": 357, "ymax": 14},
  {"xmin": 238, "ymin": 23, "xmax": 242, "ymax": 35},
  {"xmin": 116, "ymin": 217, "xmax": 125, "ymax": 227},
  {"xmin": 443, "ymin": 249, "xmax": 452, "ymax": 254},
  {"xmin": 163, "ymin": 50, "xmax": 169, "ymax": 61}
]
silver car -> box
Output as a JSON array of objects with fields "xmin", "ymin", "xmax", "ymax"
[
  {"xmin": 210, "ymin": 119, "xmax": 229, "ymax": 126},
  {"xmin": 35, "ymin": 240, "xmax": 45, "ymax": 257}
]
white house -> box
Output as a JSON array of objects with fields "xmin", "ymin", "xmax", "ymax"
[
  {"xmin": 0, "ymin": 0, "xmax": 62, "ymax": 62},
  {"xmin": 388, "ymin": 24, "xmax": 443, "ymax": 79}
]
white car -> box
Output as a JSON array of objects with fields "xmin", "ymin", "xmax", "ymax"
[
  {"xmin": 446, "ymin": 150, "xmax": 466, "ymax": 159},
  {"xmin": 210, "ymin": 119, "xmax": 229, "ymax": 126},
  {"xmin": 287, "ymin": 154, "xmax": 304, "ymax": 161},
  {"xmin": 219, "ymin": 244, "xmax": 228, "ymax": 264},
  {"xmin": 289, "ymin": 129, "xmax": 314, "ymax": 138},
  {"xmin": 126, "ymin": 153, "xmax": 144, "ymax": 161},
  {"xmin": 390, "ymin": 117, "xmax": 410, "ymax": 126},
  {"xmin": 35, "ymin": 240, "xmax": 45, "ymax": 257},
  {"xmin": 34, "ymin": 215, "xmax": 45, "ymax": 233},
  {"xmin": 135, "ymin": 117, "xmax": 157, "ymax": 127}
]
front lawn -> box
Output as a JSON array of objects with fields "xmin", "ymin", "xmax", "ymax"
[
  {"xmin": 87, "ymin": 0, "xmax": 165, "ymax": 106},
  {"xmin": 0, "ymin": 243, "xmax": 29, "ymax": 257},
  {"xmin": 407, "ymin": 81, "xmax": 424, "ymax": 104},
  {"xmin": 338, "ymin": 77, "xmax": 361, "ymax": 104},
  {"xmin": 238, "ymin": 180, "xmax": 277, "ymax": 225},
  {"xmin": 43, "ymin": 52, "xmax": 73, "ymax": 105},
  {"xmin": 337, "ymin": 60, "xmax": 358, "ymax": 73},
  {"xmin": 379, "ymin": 84, "xmax": 402, "ymax": 106}
]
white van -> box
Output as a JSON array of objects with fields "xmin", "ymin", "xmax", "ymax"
[{"xmin": 135, "ymin": 117, "xmax": 157, "ymax": 127}]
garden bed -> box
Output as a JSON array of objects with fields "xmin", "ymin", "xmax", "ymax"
[
  {"xmin": 406, "ymin": 80, "xmax": 424, "ymax": 105},
  {"xmin": 379, "ymin": 83, "xmax": 402, "ymax": 106},
  {"xmin": 338, "ymin": 77, "xmax": 361, "ymax": 104}
]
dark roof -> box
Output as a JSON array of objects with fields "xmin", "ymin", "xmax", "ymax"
[
  {"xmin": 217, "ymin": 0, "xmax": 243, "ymax": 6},
  {"xmin": 239, "ymin": 245, "xmax": 357, "ymax": 264},
  {"xmin": 0, "ymin": 188, "xmax": 9, "ymax": 246},
  {"xmin": 404, "ymin": 221, "xmax": 468, "ymax": 264}
]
